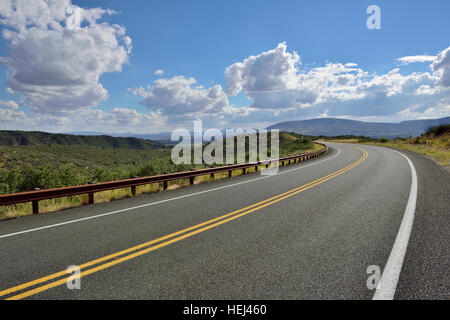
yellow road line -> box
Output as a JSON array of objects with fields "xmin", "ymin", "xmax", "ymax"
[
  {"xmin": 2, "ymin": 148, "xmax": 367, "ymax": 300},
  {"xmin": 0, "ymin": 149, "xmax": 364, "ymax": 298}
]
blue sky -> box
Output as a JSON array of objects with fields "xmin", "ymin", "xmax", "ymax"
[{"xmin": 0, "ymin": 0, "xmax": 449, "ymax": 133}]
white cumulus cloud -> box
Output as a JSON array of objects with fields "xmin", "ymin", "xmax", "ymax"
[
  {"xmin": 0, "ymin": 98, "xmax": 28, "ymax": 126},
  {"xmin": 0, "ymin": 0, "xmax": 132, "ymax": 115},
  {"xmin": 0, "ymin": 99, "xmax": 19, "ymax": 110},
  {"xmin": 225, "ymin": 42, "xmax": 301, "ymax": 96},
  {"xmin": 397, "ymin": 55, "xmax": 436, "ymax": 65},
  {"xmin": 222, "ymin": 42, "xmax": 449, "ymax": 123},
  {"xmin": 131, "ymin": 75, "xmax": 230, "ymax": 120},
  {"xmin": 431, "ymin": 46, "xmax": 450, "ymax": 88}
]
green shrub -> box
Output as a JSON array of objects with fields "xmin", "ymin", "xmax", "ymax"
[
  {"xmin": 425, "ymin": 124, "xmax": 450, "ymax": 136},
  {"xmin": 0, "ymin": 134, "xmax": 318, "ymax": 196}
]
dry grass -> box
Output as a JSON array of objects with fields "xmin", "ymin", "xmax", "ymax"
[
  {"xmin": 280, "ymin": 132, "xmax": 298, "ymax": 141},
  {"xmin": 311, "ymin": 142, "xmax": 326, "ymax": 150},
  {"xmin": 363, "ymin": 135, "xmax": 449, "ymax": 169},
  {"xmin": 325, "ymin": 134, "xmax": 449, "ymax": 169}
]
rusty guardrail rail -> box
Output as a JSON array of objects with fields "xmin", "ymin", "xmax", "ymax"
[{"xmin": 0, "ymin": 143, "xmax": 328, "ymax": 214}]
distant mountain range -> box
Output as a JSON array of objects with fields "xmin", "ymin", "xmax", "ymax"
[
  {"xmin": 267, "ymin": 117, "xmax": 450, "ymax": 138},
  {"xmin": 61, "ymin": 117, "xmax": 450, "ymax": 141},
  {"xmin": 0, "ymin": 130, "xmax": 165, "ymax": 150}
]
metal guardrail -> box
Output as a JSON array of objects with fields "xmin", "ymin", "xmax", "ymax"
[{"xmin": 0, "ymin": 143, "xmax": 328, "ymax": 214}]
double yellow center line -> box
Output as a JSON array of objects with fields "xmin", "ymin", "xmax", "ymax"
[{"xmin": 1, "ymin": 148, "xmax": 367, "ymax": 300}]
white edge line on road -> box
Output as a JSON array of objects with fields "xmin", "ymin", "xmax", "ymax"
[
  {"xmin": 0, "ymin": 146, "xmax": 342, "ymax": 239},
  {"xmin": 373, "ymin": 148, "xmax": 418, "ymax": 300}
]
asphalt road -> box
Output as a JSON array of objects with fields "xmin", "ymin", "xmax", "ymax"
[{"xmin": 0, "ymin": 143, "xmax": 448, "ymax": 300}]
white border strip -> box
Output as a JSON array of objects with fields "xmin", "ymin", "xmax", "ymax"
[
  {"xmin": 0, "ymin": 146, "xmax": 341, "ymax": 239},
  {"xmin": 373, "ymin": 148, "xmax": 418, "ymax": 300}
]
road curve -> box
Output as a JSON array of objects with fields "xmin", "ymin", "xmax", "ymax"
[{"xmin": 0, "ymin": 143, "xmax": 448, "ymax": 300}]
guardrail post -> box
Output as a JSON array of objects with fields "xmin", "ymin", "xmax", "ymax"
[
  {"xmin": 163, "ymin": 180, "xmax": 168, "ymax": 190},
  {"xmin": 130, "ymin": 176, "xmax": 138, "ymax": 196},
  {"xmin": 32, "ymin": 200, "xmax": 39, "ymax": 214},
  {"xmin": 255, "ymin": 165, "xmax": 258, "ymax": 172},
  {"xmin": 87, "ymin": 182, "xmax": 95, "ymax": 204},
  {"xmin": 189, "ymin": 177, "xmax": 195, "ymax": 185},
  {"xmin": 31, "ymin": 188, "xmax": 40, "ymax": 214},
  {"xmin": 210, "ymin": 173, "xmax": 214, "ymax": 180},
  {"xmin": 228, "ymin": 170, "xmax": 232, "ymax": 178}
]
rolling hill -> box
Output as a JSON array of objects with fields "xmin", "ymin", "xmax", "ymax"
[
  {"xmin": 267, "ymin": 117, "xmax": 450, "ymax": 138},
  {"xmin": 0, "ymin": 130, "xmax": 165, "ymax": 150}
]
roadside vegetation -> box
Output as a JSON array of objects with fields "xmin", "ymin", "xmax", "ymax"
[
  {"xmin": 319, "ymin": 124, "xmax": 450, "ymax": 170},
  {"xmin": 0, "ymin": 131, "xmax": 323, "ymax": 220},
  {"xmin": 362, "ymin": 124, "xmax": 449, "ymax": 169},
  {"xmin": 279, "ymin": 132, "xmax": 323, "ymax": 155}
]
